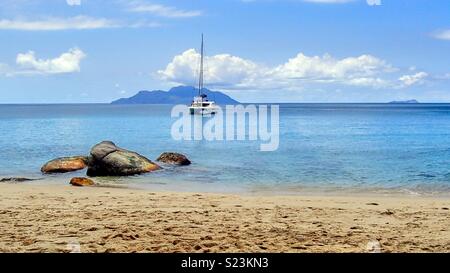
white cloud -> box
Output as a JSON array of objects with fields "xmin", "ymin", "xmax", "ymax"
[
  {"xmin": 66, "ymin": 0, "xmax": 81, "ymax": 6},
  {"xmin": 366, "ymin": 0, "xmax": 381, "ymax": 6},
  {"xmin": 271, "ymin": 53, "xmax": 392, "ymax": 80},
  {"xmin": 0, "ymin": 16, "xmax": 161, "ymax": 31},
  {"xmin": 431, "ymin": 29, "xmax": 450, "ymax": 41},
  {"xmin": 399, "ymin": 72, "xmax": 428, "ymax": 86},
  {"xmin": 128, "ymin": 2, "xmax": 202, "ymax": 18},
  {"xmin": 158, "ymin": 49, "xmax": 263, "ymax": 88},
  {"xmin": 128, "ymin": 20, "xmax": 162, "ymax": 28},
  {"xmin": 346, "ymin": 77, "xmax": 387, "ymax": 87},
  {"xmin": 158, "ymin": 49, "xmax": 396, "ymax": 90},
  {"xmin": 16, "ymin": 48, "xmax": 86, "ymax": 74},
  {"xmin": 0, "ymin": 16, "xmax": 119, "ymax": 31}
]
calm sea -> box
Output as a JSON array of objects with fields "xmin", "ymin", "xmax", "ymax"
[{"xmin": 1, "ymin": 103, "xmax": 450, "ymax": 196}]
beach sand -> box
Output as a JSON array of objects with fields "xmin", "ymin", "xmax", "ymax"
[{"xmin": 0, "ymin": 183, "xmax": 449, "ymax": 253}]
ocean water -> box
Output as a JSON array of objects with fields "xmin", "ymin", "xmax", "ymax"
[{"xmin": 1, "ymin": 103, "xmax": 450, "ymax": 196}]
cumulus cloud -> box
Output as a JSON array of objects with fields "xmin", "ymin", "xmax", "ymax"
[
  {"xmin": 66, "ymin": 0, "xmax": 81, "ymax": 6},
  {"xmin": 158, "ymin": 49, "xmax": 396, "ymax": 90},
  {"xmin": 271, "ymin": 53, "xmax": 392, "ymax": 80},
  {"xmin": 16, "ymin": 48, "xmax": 86, "ymax": 74},
  {"xmin": 399, "ymin": 72, "xmax": 428, "ymax": 86},
  {"xmin": 158, "ymin": 49, "xmax": 263, "ymax": 88}
]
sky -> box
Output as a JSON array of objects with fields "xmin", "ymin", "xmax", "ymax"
[{"xmin": 0, "ymin": 0, "xmax": 449, "ymax": 103}]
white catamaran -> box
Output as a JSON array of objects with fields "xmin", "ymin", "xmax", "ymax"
[{"xmin": 189, "ymin": 34, "xmax": 219, "ymax": 115}]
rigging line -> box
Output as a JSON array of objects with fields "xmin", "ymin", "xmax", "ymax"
[
  {"xmin": 203, "ymin": 35, "xmax": 210, "ymax": 100},
  {"xmin": 198, "ymin": 33, "xmax": 204, "ymax": 97}
]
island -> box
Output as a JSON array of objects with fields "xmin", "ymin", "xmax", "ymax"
[
  {"xmin": 111, "ymin": 86, "xmax": 239, "ymax": 105},
  {"xmin": 388, "ymin": 99, "xmax": 419, "ymax": 104}
]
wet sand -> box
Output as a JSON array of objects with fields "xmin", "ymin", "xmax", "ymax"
[{"xmin": 0, "ymin": 183, "xmax": 449, "ymax": 253}]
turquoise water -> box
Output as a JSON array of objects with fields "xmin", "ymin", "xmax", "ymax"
[{"xmin": 1, "ymin": 104, "xmax": 450, "ymax": 195}]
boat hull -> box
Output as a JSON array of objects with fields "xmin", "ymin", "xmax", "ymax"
[{"xmin": 189, "ymin": 107, "xmax": 217, "ymax": 115}]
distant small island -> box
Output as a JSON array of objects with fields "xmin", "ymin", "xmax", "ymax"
[
  {"xmin": 388, "ymin": 99, "xmax": 419, "ymax": 104},
  {"xmin": 111, "ymin": 86, "xmax": 239, "ymax": 105}
]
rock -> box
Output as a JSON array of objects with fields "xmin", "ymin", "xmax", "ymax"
[
  {"xmin": 87, "ymin": 141, "xmax": 161, "ymax": 177},
  {"xmin": 41, "ymin": 156, "xmax": 88, "ymax": 174},
  {"xmin": 156, "ymin": 152, "xmax": 191, "ymax": 166},
  {"xmin": 89, "ymin": 141, "xmax": 117, "ymax": 160},
  {"xmin": 0, "ymin": 177, "xmax": 37, "ymax": 183},
  {"xmin": 70, "ymin": 177, "xmax": 95, "ymax": 187}
]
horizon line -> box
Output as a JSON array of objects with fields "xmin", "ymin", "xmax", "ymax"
[{"xmin": 1, "ymin": 102, "xmax": 449, "ymax": 105}]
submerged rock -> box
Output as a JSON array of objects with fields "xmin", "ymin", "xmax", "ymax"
[
  {"xmin": 70, "ymin": 177, "xmax": 95, "ymax": 187},
  {"xmin": 41, "ymin": 156, "xmax": 88, "ymax": 174},
  {"xmin": 157, "ymin": 152, "xmax": 191, "ymax": 166},
  {"xmin": 87, "ymin": 141, "xmax": 161, "ymax": 177},
  {"xmin": 0, "ymin": 177, "xmax": 37, "ymax": 183}
]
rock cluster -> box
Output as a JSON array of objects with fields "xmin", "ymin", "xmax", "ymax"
[{"xmin": 38, "ymin": 141, "xmax": 191, "ymax": 185}]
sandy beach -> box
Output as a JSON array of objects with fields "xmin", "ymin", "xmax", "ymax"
[{"xmin": 0, "ymin": 183, "xmax": 449, "ymax": 253}]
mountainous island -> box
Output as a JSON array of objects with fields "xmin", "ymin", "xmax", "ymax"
[{"xmin": 111, "ymin": 86, "xmax": 239, "ymax": 105}]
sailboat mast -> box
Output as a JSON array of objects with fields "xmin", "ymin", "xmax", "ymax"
[{"xmin": 198, "ymin": 34, "xmax": 204, "ymax": 97}]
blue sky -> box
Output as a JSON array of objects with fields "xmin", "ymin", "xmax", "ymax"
[{"xmin": 0, "ymin": 0, "xmax": 449, "ymax": 103}]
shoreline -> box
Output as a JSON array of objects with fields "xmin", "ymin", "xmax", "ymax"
[
  {"xmin": 4, "ymin": 174, "xmax": 450, "ymax": 198},
  {"xmin": 0, "ymin": 183, "xmax": 449, "ymax": 253}
]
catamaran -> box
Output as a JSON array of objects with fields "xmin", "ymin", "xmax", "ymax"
[{"xmin": 189, "ymin": 34, "xmax": 219, "ymax": 115}]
